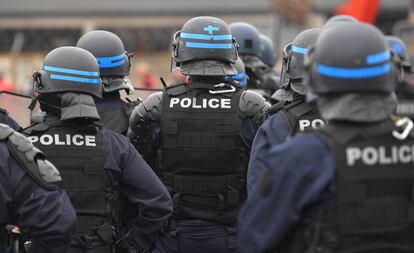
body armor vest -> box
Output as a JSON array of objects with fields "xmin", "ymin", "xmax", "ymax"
[
  {"xmin": 159, "ymin": 83, "xmax": 247, "ymax": 224},
  {"xmin": 0, "ymin": 109, "xmax": 5, "ymax": 124},
  {"xmin": 271, "ymin": 98, "xmax": 324, "ymax": 136},
  {"xmin": 395, "ymin": 84, "xmax": 414, "ymax": 120},
  {"xmin": 284, "ymin": 122, "xmax": 414, "ymax": 253},
  {"xmin": 23, "ymin": 121, "xmax": 120, "ymax": 251},
  {"xmin": 99, "ymin": 99, "xmax": 140, "ymax": 135}
]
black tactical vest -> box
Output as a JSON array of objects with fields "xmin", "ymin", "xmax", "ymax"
[
  {"xmin": 0, "ymin": 108, "xmax": 7, "ymax": 124},
  {"xmin": 159, "ymin": 83, "xmax": 247, "ymax": 224},
  {"xmin": 99, "ymin": 99, "xmax": 140, "ymax": 136},
  {"xmin": 284, "ymin": 122, "xmax": 414, "ymax": 253},
  {"xmin": 395, "ymin": 83, "xmax": 414, "ymax": 120},
  {"xmin": 270, "ymin": 98, "xmax": 324, "ymax": 136},
  {"xmin": 23, "ymin": 121, "xmax": 120, "ymax": 250}
]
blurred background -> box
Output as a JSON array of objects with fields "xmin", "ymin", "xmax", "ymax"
[{"xmin": 0, "ymin": 0, "xmax": 413, "ymax": 126}]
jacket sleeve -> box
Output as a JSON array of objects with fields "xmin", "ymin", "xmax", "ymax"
[
  {"xmin": 5, "ymin": 155, "xmax": 76, "ymax": 253},
  {"xmin": 238, "ymin": 133, "xmax": 335, "ymax": 253},
  {"xmin": 105, "ymin": 131, "xmax": 173, "ymax": 252}
]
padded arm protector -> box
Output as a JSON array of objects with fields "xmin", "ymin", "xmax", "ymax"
[
  {"xmin": 239, "ymin": 90, "xmax": 270, "ymax": 126},
  {"xmin": 0, "ymin": 123, "xmax": 61, "ymax": 190},
  {"xmin": 127, "ymin": 92, "xmax": 163, "ymax": 160}
]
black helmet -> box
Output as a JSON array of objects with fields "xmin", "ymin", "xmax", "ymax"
[
  {"xmin": 281, "ymin": 28, "xmax": 321, "ymax": 94},
  {"xmin": 229, "ymin": 22, "xmax": 264, "ymax": 68},
  {"xmin": 36, "ymin": 46, "xmax": 102, "ymax": 98},
  {"xmin": 225, "ymin": 58, "xmax": 247, "ymax": 87},
  {"xmin": 259, "ymin": 34, "xmax": 276, "ymax": 67},
  {"xmin": 324, "ymin": 15, "xmax": 358, "ymax": 28},
  {"xmin": 76, "ymin": 30, "xmax": 132, "ymax": 93},
  {"xmin": 306, "ymin": 23, "xmax": 396, "ymax": 95},
  {"xmin": 172, "ymin": 16, "xmax": 238, "ymax": 76}
]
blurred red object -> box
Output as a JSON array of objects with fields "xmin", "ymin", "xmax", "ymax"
[
  {"xmin": 0, "ymin": 79, "xmax": 15, "ymax": 92},
  {"xmin": 336, "ymin": 0, "xmax": 380, "ymax": 24}
]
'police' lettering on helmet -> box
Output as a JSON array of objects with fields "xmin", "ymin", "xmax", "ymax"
[
  {"xmin": 298, "ymin": 119, "xmax": 325, "ymax": 131},
  {"xmin": 346, "ymin": 145, "xmax": 414, "ymax": 166},
  {"xmin": 169, "ymin": 97, "xmax": 231, "ymax": 109},
  {"xmin": 28, "ymin": 134, "xmax": 96, "ymax": 147}
]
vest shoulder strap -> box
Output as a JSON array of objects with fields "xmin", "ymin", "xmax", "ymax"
[{"xmin": 165, "ymin": 82, "xmax": 187, "ymax": 96}]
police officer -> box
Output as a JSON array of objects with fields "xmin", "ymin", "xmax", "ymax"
[
  {"xmin": 259, "ymin": 34, "xmax": 280, "ymax": 93},
  {"xmin": 76, "ymin": 30, "xmax": 138, "ymax": 135},
  {"xmin": 0, "ymin": 123, "xmax": 76, "ymax": 253},
  {"xmin": 0, "ymin": 108, "xmax": 20, "ymax": 130},
  {"xmin": 247, "ymin": 28, "xmax": 323, "ymax": 193},
  {"xmin": 23, "ymin": 46, "xmax": 172, "ymax": 253},
  {"xmin": 229, "ymin": 22, "xmax": 276, "ymax": 98},
  {"xmin": 128, "ymin": 16, "xmax": 269, "ymax": 253},
  {"xmin": 387, "ymin": 36, "xmax": 414, "ymax": 120},
  {"xmin": 238, "ymin": 22, "xmax": 410, "ymax": 253}
]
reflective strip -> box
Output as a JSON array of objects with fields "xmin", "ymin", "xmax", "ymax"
[
  {"xmin": 43, "ymin": 65, "xmax": 99, "ymax": 77},
  {"xmin": 291, "ymin": 45, "xmax": 308, "ymax": 54},
  {"xmin": 181, "ymin": 33, "xmax": 232, "ymax": 41},
  {"xmin": 185, "ymin": 42, "xmax": 233, "ymax": 49},
  {"xmin": 96, "ymin": 53, "xmax": 126, "ymax": 68},
  {"xmin": 317, "ymin": 63, "xmax": 391, "ymax": 79},
  {"xmin": 230, "ymin": 73, "xmax": 247, "ymax": 79},
  {"xmin": 366, "ymin": 50, "xmax": 391, "ymax": 65},
  {"xmin": 50, "ymin": 74, "xmax": 100, "ymax": 84}
]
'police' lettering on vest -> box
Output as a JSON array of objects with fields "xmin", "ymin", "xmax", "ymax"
[
  {"xmin": 28, "ymin": 134, "xmax": 96, "ymax": 147},
  {"xmin": 169, "ymin": 97, "xmax": 231, "ymax": 109},
  {"xmin": 346, "ymin": 145, "xmax": 414, "ymax": 166},
  {"xmin": 298, "ymin": 119, "xmax": 325, "ymax": 131}
]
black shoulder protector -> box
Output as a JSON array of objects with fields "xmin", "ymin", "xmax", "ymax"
[{"xmin": 0, "ymin": 123, "xmax": 61, "ymax": 191}]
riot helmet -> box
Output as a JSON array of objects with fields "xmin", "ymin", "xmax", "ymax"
[
  {"xmin": 306, "ymin": 23, "xmax": 397, "ymax": 95},
  {"xmin": 34, "ymin": 46, "xmax": 102, "ymax": 120},
  {"xmin": 172, "ymin": 16, "xmax": 238, "ymax": 76},
  {"xmin": 280, "ymin": 28, "xmax": 321, "ymax": 95},
  {"xmin": 225, "ymin": 58, "xmax": 247, "ymax": 87},
  {"xmin": 324, "ymin": 15, "xmax": 358, "ymax": 28},
  {"xmin": 76, "ymin": 30, "xmax": 133, "ymax": 93},
  {"xmin": 229, "ymin": 22, "xmax": 264, "ymax": 69},
  {"xmin": 259, "ymin": 34, "xmax": 276, "ymax": 68}
]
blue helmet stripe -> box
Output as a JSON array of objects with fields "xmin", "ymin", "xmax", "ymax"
[
  {"xmin": 291, "ymin": 45, "xmax": 308, "ymax": 54},
  {"xmin": 185, "ymin": 42, "xmax": 233, "ymax": 49},
  {"xmin": 96, "ymin": 53, "xmax": 126, "ymax": 69},
  {"xmin": 366, "ymin": 50, "xmax": 391, "ymax": 65},
  {"xmin": 181, "ymin": 33, "xmax": 232, "ymax": 41},
  {"xmin": 49, "ymin": 74, "xmax": 100, "ymax": 84},
  {"xmin": 317, "ymin": 63, "xmax": 391, "ymax": 79},
  {"xmin": 43, "ymin": 65, "xmax": 99, "ymax": 77},
  {"xmin": 391, "ymin": 42, "xmax": 404, "ymax": 56},
  {"xmin": 230, "ymin": 73, "xmax": 247, "ymax": 79}
]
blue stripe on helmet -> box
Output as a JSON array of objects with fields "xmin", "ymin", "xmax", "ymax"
[
  {"xmin": 391, "ymin": 42, "xmax": 404, "ymax": 56},
  {"xmin": 49, "ymin": 74, "xmax": 100, "ymax": 84},
  {"xmin": 181, "ymin": 33, "xmax": 232, "ymax": 41},
  {"xmin": 239, "ymin": 79, "xmax": 247, "ymax": 87},
  {"xmin": 317, "ymin": 63, "xmax": 391, "ymax": 79},
  {"xmin": 43, "ymin": 65, "xmax": 99, "ymax": 77},
  {"xmin": 291, "ymin": 45, "xmax": 308, "ymax": 54},
  {"xmin": 96, "ymin": 53, "xmax": 126, "ymax": 68},
  {"xmin": 366, "ymin": 50, "xmax": 391, "ymax": 65},
  {"xmin": 230, "ymin": 73, "xmax": 247, "ymax": 79},
  {"xmin": 185, "ymin": 42, "xmax": 233, "ymax": 49}
]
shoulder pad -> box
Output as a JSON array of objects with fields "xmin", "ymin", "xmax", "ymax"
[
  {"xmin": 6, "ymin": 128, "xmax": 61, "ymax": 190},
  {"xmin": 239, "ymin": 90, "xmax": 270, "ymax": 119},
  {"xmin": 165, "ymin": 83, "xmax": 187, "ymax": 96},
  {"xmin": 141, "ymin": 91, "xmax": 163, "ymax": 121},
  {"xmin": 22, "ymin": 123, "xmax": 50, "ymax": 135}
]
